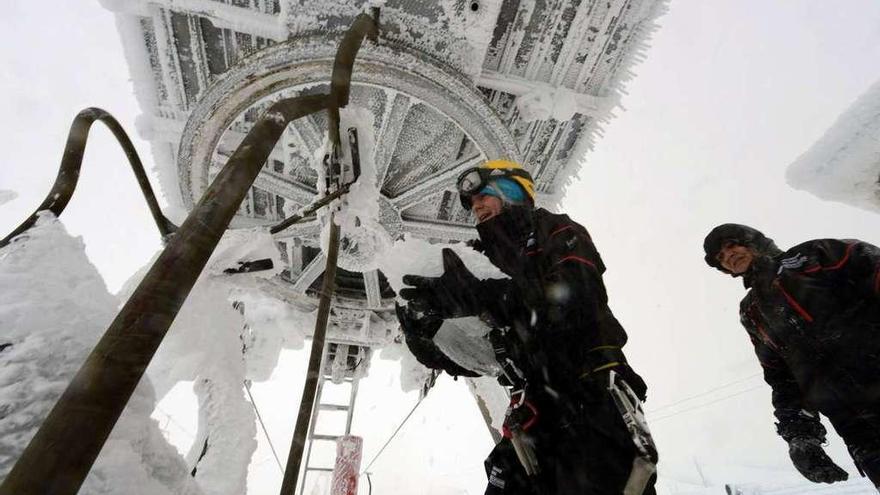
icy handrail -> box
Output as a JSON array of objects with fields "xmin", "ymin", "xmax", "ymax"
[{"xmin": 0, "ymin": 108, "xmax": 177, "ymax": 249}]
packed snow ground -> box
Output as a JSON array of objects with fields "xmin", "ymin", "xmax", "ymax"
[{"xmin": 0, "ymin": 214, "xmax": 201, "ymax": 495}]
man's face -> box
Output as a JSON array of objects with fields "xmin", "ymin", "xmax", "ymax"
[
  {"xmin": 717, "ymin": 242, "xmax": 754, "ymax": 275},
  {"xmin": 471, "ymin": 194, "xmax": 503, "ymax": 223}
]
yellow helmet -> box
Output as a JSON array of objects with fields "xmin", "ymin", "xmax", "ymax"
[{"xmin": 456, "ymin": 159, "xmax": 536, "ymax": 209}]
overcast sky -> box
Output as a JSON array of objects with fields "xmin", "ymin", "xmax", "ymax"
[
  {"xmin": 560, "ymin": 0, "xmax": 880, "ymax": 487},
  {"xmin": 3, "ymin": 0, "xmax": 880, "ymax": 493},
  {"xmin": 0, "ymin": 1, "xmax": 163, "ymax": 293}
]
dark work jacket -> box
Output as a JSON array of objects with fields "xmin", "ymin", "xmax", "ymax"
[
  {"xmin": 475, "ymin": 208, "xmax": 639, "ymax": 407},
  {"xmin": 739, "ymin": 239, "xmax": 880, "ymax": 436}
]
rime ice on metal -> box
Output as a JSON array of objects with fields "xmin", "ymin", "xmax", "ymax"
[
  {"xmin": 96, "ymin": 1, "xmax": 666, "ymax": 492},
  {"xmin": 102, "ymin": 0, "xmax": 664, "ymax": 339},
  {"xmin": 787, "ymin": 79, "xmax": 880, "ymax": 214}
]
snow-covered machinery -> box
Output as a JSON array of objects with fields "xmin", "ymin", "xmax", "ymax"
[
  {"xmin": 1, "ymin": 1, "xmax": 664, "ymax": 494},
  {"xmin": 100, "ymin": 0, "xmax": 664, "ymax": 337},
  {"xmin": 101, "ymin": 2, "xmax": 662, "ymax": 490}
]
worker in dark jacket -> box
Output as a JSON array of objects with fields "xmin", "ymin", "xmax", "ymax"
[
  {"xmin": 397, "ymin": 160, "xmax": 657, "ymax": 495},
  {"xmin": 704, "ymin": 223, "xmax": 880, "ymax": 486}
]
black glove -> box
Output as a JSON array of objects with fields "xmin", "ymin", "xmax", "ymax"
[
  {"xmin": 395, "ymin": 303, "xmax": 442, "ymax": 339},
  {"xmin": 399, "ymin": 248, "xmax": 484, "ymax": 319},
  {"xmin": 395, "ymin": 304, "xmax": 480, "ymax": 377},
  {"xmin": 788, "ymin": 436, "xmax": 848, "ymax": 483}
]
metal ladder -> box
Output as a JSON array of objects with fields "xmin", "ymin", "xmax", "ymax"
[{"xmin": 299, "ymin": 342, "xmax": 369, "ymax": 495}]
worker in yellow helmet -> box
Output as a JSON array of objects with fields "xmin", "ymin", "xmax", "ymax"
[{"xmin": 397, "ymin": 159, "xmax": 658, "ymax": 494}]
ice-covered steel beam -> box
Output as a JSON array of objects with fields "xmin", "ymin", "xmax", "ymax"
[
  {"xmin": 272, "ymin": 221, "xmax": 321, "ymax": 245},
  {"xmin": 99, "ymin": 0, "xmax": 286, "ymax": 41},
  {"xmin": 363, "ymin": 270, "xmax": 381, "ymax": 308},
  {"xmin": 374, "ymin": 93, "xmax": 412, "ymax": 186},
  {"xmin": 290, "ymin": 253, "xmax": 327, "ymax": 293},
  {"xmin": 477, "ymin": 70, "xmax": 611, "ymax": 117},
  {"xmin": 291, "ymin": 116, "xmax": 325, "ymax": 152},
  {"xmin": 109, "ymin": 13, "xmax": 162, "ymax": 114},
  {"xmin": 573, "ymin": 0, "xmax": 629, "ymax": 91},
  {"xmin": 253, "ymin": 172, "xmax": 317, "ymax": 207},
  {"xmin": 392, "ymin": 154, "xmax": 483, "ymax": 211},
  {"xmin": 400, "ymin": 219, "xmax": 476, "ymax": 242}
]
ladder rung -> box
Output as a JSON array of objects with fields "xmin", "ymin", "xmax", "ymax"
[
  {"xmin": 320, "ymin": 375, "xmax": 355, "ymax": 382},
  {"xmin": 305, "ymin": 467, "xmax": 335, "ymax": 472},
  {"xmin": 311, "ymin": 434, "xmax": 341, "ymax": 441},
  {"xmin": 318, "ymin": 403, "xmax": 349, "ymax": 411}
]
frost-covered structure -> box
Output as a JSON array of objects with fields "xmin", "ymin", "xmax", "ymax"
[
  {"xmin": 787, "ymin": 79, "xmax": 880, "ymax": 213},
  {"xmin": 100, "ymin": 0, "xmax": 665, "ymax": 335},
  {"xmin": 0, "ymin": 214, "xmax": 202, "ymax": 495},
  {"xmin": 94, "ymin": 1, "xmax": 665, "ymax": 493}
]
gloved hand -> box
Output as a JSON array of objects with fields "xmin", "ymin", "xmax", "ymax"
[
  {"xmin": 399, "ymin": 248, "xmax": 483, "ymax": 319},
  {"xmin": 395, "ymin": 303, "xmax": 442, "ymax": 339},
  {"xmin": 394, "ymin": 303, "xmax": 481, "ymax": 377},
  {"xmin": 502, "ymin": 390, "xmax": 539, "ymax": 438},
  {"xmin": 788, "ymin": 436, "xmax": 849, "ymax": 483}
]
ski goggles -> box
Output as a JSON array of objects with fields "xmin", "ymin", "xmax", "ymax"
[{"xmin": 456, "ymin": 167, "xmax": 532, "ymax": 197}]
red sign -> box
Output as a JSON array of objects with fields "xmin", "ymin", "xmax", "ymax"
[{"xmin": 331, "ymin": 435, "xmax": 363, "ymax": 495}]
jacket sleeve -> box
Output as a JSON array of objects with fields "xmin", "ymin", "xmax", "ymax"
[
  {"xmin": 808, "ymin": 239, "xmax": 880, "ymax": 300},
  {"xmin": 740, "ymin": 300, "xmax": 824, "ymax": 441}
]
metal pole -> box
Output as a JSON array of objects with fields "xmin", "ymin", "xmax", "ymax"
[
  {"xmin": 269, "ymin": 184, "xmax": 350, "ymax": 234},
  {"xmin": 0, "ymin": 94, "xmax": 328, "ymax": 495},
  {"xmin": 277, "ymin": 12, "xmax": 378, "ymax": 495}
]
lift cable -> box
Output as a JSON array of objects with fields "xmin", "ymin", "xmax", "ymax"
[
  {"xmin": 649, "ymin": 384, "xmax": 765, "ymax": 424},
  {"xmin": 245, "ymin": 380, "xmax": 285, "ymax": 474},
  {"xmin": 360, "ymin": 371, "xmax": 440, "ymax": 487},
  {"xmin": 360, "ymin": 394, "xmax": 427, "ymax": 476},
  {"xmin": 645, "ymin": 372, "xmax": 762, "ymax": 415}
]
